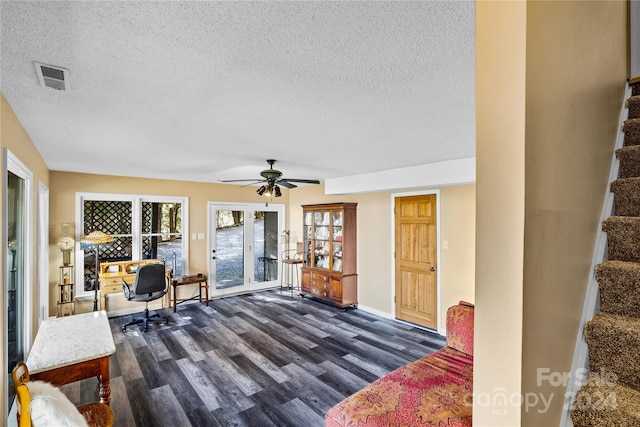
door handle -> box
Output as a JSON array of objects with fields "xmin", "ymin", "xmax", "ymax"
[{"xmin": 430, "ymin": 266, "xmax": 436, "ymax": 272}]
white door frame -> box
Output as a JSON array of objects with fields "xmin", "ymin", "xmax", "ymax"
[{"xmin": 38, "ymin": 182, "xmax": 49, "ymax": 323}]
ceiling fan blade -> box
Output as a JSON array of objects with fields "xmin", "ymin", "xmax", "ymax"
[
  {"xmin": 280, "ymin": 178, "xmax": 320, "ymax": 184},
  {"xmin": 219, "ymin": 179, "xmax": 265, "ymax": 183},
  {"xmin": 278, "ymin": 181, "xmax": 297, "ymax": 189}
]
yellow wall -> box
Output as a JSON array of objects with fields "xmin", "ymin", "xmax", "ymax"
[
  {"xmin": 0, "ymin": 94, "xmax": 50, "ymax": 423},
  {"xmin": 475, "ymin": 1, "xmax": 527, "ymax": 425},
  {"xmin": 476, "ymin": 1, "xmax": 628, "ymax": 426},
  {"xmin": 521, "ymin": 1, "xmax": 628, "ymax": 426}
]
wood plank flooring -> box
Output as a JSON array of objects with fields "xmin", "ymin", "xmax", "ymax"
[{"xmin": 62, "ymin": 290, "xmax": 445, "ymax": 427}]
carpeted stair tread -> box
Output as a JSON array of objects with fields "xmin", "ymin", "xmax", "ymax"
[
  {"xmin": 616, "ymin": 145, "xmax": 640, "ymax": 178},
  {"xmin": 602, "ymin": 216, "xmax": 640, "ymax": 262},
  {"xmin": 596, "ymin": 260, "xmax": 640, "ymax": 318},
  {"xmin": 610, "ymin": 177, "xmax": 640, "ymax": 216},
  {"xmin": 571, "ymin": 373, "xmax": 640, "ymax": 427},
  {"xmin": 584, "ymin": 312, "xmax": 640, "ymax": 390},
  {"xmin": 628, "ymin": 96, "xmax": 640, "ymax": 119},
  {"xmin": 623, "ymin": 118, "xmax": 640, "ymax": 147}
]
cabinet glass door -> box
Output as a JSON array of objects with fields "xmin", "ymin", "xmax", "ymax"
[
  {"xmin": 303, "ymin": 212, "xmax": 312, "ymax": 266},
  {"xmin": 332, "ymin": 211, "xmax": 343, "ymax": 272},
  {"xmin": 313, "ymin": 210, "xmax": 330, "ymax": 270}
]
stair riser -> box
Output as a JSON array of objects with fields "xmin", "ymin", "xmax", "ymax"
[
  {"xmin": 603, "ymin": 220, "xmax": 640, "ymax": 262},
  {"xmin": 611, "ymin": 180, "xmax": 640, "ymax": 216},
  {"xmin": 624, "ymin": 119, "xmax": 640, "ymax": 146},
  {"xmin": 617, "ymin": 147, "xmax": 640, "ymax": 178},
  {"xmin": 585, "ymin": 322, "xmax": 640, "ymax": 389},
  {"xmin": 629, "ymin": 97, "xmax": 640, "ymax": 120},
  {"xmin": 596, "ymin": 265, "xmax": 640, "ymax": 318}
]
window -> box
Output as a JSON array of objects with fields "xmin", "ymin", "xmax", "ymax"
[{"xmin": 75, "ymin": 193, "xmax": 188, "ymax": 295}]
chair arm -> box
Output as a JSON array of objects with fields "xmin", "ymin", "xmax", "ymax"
[{"xmin": 122, "ymin": 280, "xmax": 133, "ymax": 300}]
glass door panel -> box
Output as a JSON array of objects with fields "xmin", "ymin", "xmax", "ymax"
[
  {"xmin": 214, "ymin": 209, "xmax": 245, "ymax": 289},
  {"xmin": 255, "ymin": 211, "xmax": 278, "ymax": 282},
  {"xmin": 6, "ymin": 171, "xmax": 25, "ymax": 413}
]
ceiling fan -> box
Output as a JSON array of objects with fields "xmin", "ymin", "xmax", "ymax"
[{"xmin": 220, "ymin": 159, "xmax": 320, "ymax": 198}]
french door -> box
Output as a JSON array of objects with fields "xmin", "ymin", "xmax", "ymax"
[{"xmin": 208, "ymin": 202, "xmax": 284, "ymax": 297}]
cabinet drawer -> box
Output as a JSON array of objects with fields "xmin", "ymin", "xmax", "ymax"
[
  {"xmin": 102, "ymin": 278, "xmax": 121, "ymax": 286},
  {"xmin": 309, "ymin": 285, "xmax": 329, "ymax": 298},
  {"xmin": 312, "ymin": 272, "xmax": 328, "ymax": 283},
  {"xmin": 102, "ymin": 284, "xmax": 121, "ymax": 294}
]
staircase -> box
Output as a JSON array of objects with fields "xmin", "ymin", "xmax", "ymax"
[{"xmin": 571, "ymin": 79, "xmax": 640, "ymax": 426}]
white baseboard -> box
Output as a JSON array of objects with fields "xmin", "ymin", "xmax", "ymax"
[{"xmin": 357, "ymin": 304, "xmax": 393, "ymax": 319}]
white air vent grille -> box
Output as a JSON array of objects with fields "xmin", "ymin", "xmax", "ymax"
[{"xmin": 34, "ymin": 62, "xmax": 70, "ymax": 90}]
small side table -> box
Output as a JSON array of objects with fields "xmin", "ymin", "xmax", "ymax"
[{"xmin": 171, "ymin": 274, "xmax": 208, "ymax": 313}]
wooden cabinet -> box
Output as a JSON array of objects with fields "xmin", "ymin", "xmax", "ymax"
[{"xmin": 300, "ymin": 203, "xmax": 357, "ymax": 308}]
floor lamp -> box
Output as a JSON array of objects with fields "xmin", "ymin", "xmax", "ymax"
[{"xmin": 80, "ymin": 231, "xmax": 114, "ymax": 311}]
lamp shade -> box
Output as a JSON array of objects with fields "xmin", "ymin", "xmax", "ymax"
[{"xmin": 80, "ymin": 231, "xmax": 114, "ymax": 245}]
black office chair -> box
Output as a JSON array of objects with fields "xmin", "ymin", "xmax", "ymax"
[{"xmin": 121, "ymin": 264, "xmax": 168, "ymax": 332}]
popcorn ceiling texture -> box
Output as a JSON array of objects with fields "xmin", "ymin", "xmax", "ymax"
[{"xmin": 0, "ymin": 1, "xmax": 475, "ymax": 184}]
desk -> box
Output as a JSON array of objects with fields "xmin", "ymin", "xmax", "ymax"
[
  {"xmin": 27, "ymin": 311, "xmax": 115, "ymax": 405},
  {"xmin": 171, "ymin": 274, "xmax": 208, "ymax": 312},
  {"xmin": 99, "ymin": 260, "xmax": 171, "ymax": 312}
]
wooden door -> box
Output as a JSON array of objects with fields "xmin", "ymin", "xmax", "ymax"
[{"xmin": 395, "ymin": 194, "xmax": 437, "ymax": 329}]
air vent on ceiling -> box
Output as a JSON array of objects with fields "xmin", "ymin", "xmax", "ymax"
[{"xmin": 34, "ymin": 62, "xmax": 70, "ymax": 90}]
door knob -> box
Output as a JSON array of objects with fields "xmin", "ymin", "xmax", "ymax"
[{"xmin": 430, "ymin": 266, "xmax": 436, "ymax": 272}]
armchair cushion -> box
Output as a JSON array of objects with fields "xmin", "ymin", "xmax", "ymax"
[
  {"xmin": 446, "ymin": 301, "xmax": 474, "ymax": 357},
  {"xmin": 26, "ymin": 380, "xmax": 89, "ymax": 427}
]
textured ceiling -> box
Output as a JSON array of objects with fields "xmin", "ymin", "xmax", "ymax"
[{"xmin": 1, "ymin": 1, "xmax": 475, "ymax": 187}]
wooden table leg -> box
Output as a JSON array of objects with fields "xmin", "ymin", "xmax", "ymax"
[
  {"xmin": 98, "ymin": 356, "xmax": 111, "ymax": 405},
  {"xmin": 204, "ymin": 279, "xmax": 209, "ymax": 306}
]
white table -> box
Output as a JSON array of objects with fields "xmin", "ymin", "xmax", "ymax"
[{"xmin": 27, "ymin": 311, "xmax": 116, "ymax": 404}]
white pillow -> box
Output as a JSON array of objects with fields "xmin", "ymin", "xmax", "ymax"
[{"xmin": 25, "ymin": 380, "xmax": 89, "ymax": 427}]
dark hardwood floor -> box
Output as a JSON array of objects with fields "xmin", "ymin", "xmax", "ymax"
[{"xmin": 62, "ymin": 290, "xmax": 445, "ymax": 427}]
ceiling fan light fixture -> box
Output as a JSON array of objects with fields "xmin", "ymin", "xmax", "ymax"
[
  {"xmin": 274, "ymin": 185, "xmax": 282, "ymax": 197},
  {"xmin": 264, "ymin": 185, "xmax": 273, "ymax": 197},
  {"xmin": 257, "ymin": 185, "xmax": 266, "ymax": 196}
]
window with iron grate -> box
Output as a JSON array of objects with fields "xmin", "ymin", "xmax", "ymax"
[{"xmin": 77, "ymin": 193, "xmax": 187, "ymax": 294}]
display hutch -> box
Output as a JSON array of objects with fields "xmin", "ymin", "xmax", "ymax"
[{"xmin": 300, "ymin": 203, "xmax": 357, "ymax": 308}]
